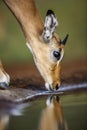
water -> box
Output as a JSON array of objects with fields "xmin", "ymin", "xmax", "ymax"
[{"xmin": 0, "ymin": 92, "xmax": 87, "ymax": 130}]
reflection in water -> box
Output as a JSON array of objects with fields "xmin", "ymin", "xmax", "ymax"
[
  {"xmin": 0, "ymin": 93, "xmax": 87, "ymax": 130},
  {"xmin": 0, "ymin": 96, "xmax": 68, "ymax": 130},
  {"xmin": 0, "ymin": 100, "xmax": 29, "ymax": 130},
  {"xmin": 39, "ymin": 96, "xmax": 68, "ymax": 130},
  {"xmin": 0, "ymin": 115, "xmax": 9, "ymax": 130}
]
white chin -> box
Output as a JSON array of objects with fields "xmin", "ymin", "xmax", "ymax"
[{"xmin": 45, "ymin": 83, "xmax": 51, "ymax": 91}]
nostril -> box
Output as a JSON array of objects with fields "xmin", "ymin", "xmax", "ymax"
[{"xmin": 55, "ymin": 84, "xmax": 59, "ymax": 90}]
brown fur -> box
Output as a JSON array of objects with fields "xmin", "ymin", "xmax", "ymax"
[{"xmin": 0, "ymin": 0, "xmax": 66, "ymax": 90}]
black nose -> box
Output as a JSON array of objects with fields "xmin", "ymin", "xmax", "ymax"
[{"xmin": 55, "ymin": 84, "xmax": 59, "ymax": 90}]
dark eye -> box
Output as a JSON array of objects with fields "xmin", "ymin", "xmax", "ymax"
[{"xmin": 53, "ymin": 51, "xmax": 61, "ymax": 61}]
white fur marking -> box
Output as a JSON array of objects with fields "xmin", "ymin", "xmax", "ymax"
[
  {"xmin": 26, "ymin": 42, "xmax": 33, "ymax": 54},
  {"xmin": 45, "ymin": 83, "xmax": 51, "ymax": 91},
  {"xmin": 26, "ymin": 42, "xmax": 44, "ymax": 78}
]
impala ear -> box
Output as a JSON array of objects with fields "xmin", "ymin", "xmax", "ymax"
[{"xmin": 42, "ymin": 10, "xmax": 58, "ymax": 42}]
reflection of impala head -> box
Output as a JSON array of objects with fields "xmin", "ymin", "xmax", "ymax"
[
  {"xmin": 39, "ymin": 96, "xmax": 68, "ymax": 130},
  {"xmin": 3, "ymin": 0, "xmax": 69, "ymax": 91}
]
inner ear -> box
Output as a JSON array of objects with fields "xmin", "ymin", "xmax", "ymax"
[
  {"xmin": 42, "ymin": 9, "xmax": 58, "ymax": 42},
  {"xmin": 45, "ymin": 10, "xmax": 58, "ymax": 29}
]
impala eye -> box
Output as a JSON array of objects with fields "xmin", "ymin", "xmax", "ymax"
[{"xmin": 53, "ymin": 51, "xmax": 61, "ymax": 61}]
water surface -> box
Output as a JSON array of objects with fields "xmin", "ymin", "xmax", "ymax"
[{"xmin": 0, "ymin": 91, "xmax": 87, "ymax": 130}]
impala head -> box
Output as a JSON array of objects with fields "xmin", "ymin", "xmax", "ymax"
[{"xmin": 31, "ymin": 10, "xmax": 69, "ymax": 91}]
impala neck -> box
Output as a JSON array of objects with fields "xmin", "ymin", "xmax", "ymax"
[{"xmin": 4, "ymin": 0, "xmax": 44, "ymax": 43}]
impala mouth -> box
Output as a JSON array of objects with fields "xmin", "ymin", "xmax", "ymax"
[{"xmin": 45, "ymin": 82, "xmax": 59, "ymax": 91}]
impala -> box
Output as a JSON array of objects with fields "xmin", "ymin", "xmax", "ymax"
[{"xmin": 0, "ymin": 0, "xmax": 69, "ymax": 91}]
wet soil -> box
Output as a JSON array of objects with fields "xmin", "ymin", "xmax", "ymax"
[{"xmin": 0, "ymin": 59, "xmax": 87, "ymax": 102}]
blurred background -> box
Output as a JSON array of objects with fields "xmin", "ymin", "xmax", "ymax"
[{"xmin": 0, "ymin": 0, "xmax": 86, "ymax": 66}]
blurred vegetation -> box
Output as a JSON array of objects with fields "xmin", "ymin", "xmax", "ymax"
[{"xmin": 0, "ymin": 0, "xmax": 86, "ymax": 65}]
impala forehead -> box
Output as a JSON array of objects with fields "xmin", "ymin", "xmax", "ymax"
[
  {"xmin": 48, "ymin": 36, "xmax": 61, "ymax": 50},
  {"xmin": 53, "ymin": 33, "xmax": 61, "ymax": 44}
]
